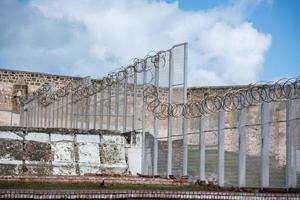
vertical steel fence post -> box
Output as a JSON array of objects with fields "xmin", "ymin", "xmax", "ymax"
[
  {"xmin": 75, "ymin": 101, "xmax": 79, "ymax": 129},
  {"xmin": 153, "ymin": 65, "xmax": 159, "ymax": 175},
  {"xmin": 199, "ymin": 115, "xmax": 206, "ymax": 181},
  {"xmin": 61, "ymin": 97, "xmax": 64, "ymax": 128},
  {"xmin": 132, "ymin": 72, "xmax": 137, "ymax": 131},
  {"xmin": 26, "ymin": 103, "xmax": 29, "ymax": 127},
  {"xmin": 31, "ymin": 101, "xmax": 34, "ymax": 127},
  {"xmin": 38, "ymin": 101, "xmax": 41, "ymax": 127},
  {"xmin": 41, "ymin": 103, "xmax": 43, "ymax": 127},
  {"xmin": 261, "ymin": 102, "xmax": 269, "ymax": 188},
  {"xmin": 39, "ymin": 101, "xmax": 41, "ymax": 127},
  {"xmin": 218, "ymin": 111, "xmax": 225, "ymax": 187},
  {"xmin": 123, "ymin": 76, "xmax": 128, "ymax": 133},
  {"xmin": 28, "ymin": 102, "xmax": 31, "ymax": 127},
  {"xmin": 56, "ymin": 100, "xmax": 59, "ymax": 128},
  {"xmin": 34, "ymin": 99, "xmax": 40, "ymax": 127},
  {"xmin": 10, "ymin": 110, "xmax": 13, "ymax": 126},
  {"xmin": 100, "ymin": 90, "xmax": 104, "ymax": 129},
  {"xmin": 86, "ymin": 96, "xmax": 90, "ymax": 129},
  {"xmin": 50, "ymin": 82, "xmax": 56, "ymax": 128},
  {"xmin": 70, "ymin": 95, "xmax": 74, "ymax": 128},
  {"xmin": 31, "ymin": 102, "xmax": 34, "ymax": 127},
  {"xmin": 65, "ymin": 95, "xmax": 69, "ymax": 128},
  {"xmin": 22, "ymin": 105, "xmax": 26, "ymax": 127},
  {"xmin": 167, "ymin": 50, "xmax": 174, "ymax": 176},
  {"xmin": 51, "ymin": 101, "xmax": 55, "ymax": 128},
  {"xmin": 286, "ymin": 99, "xmax": 297, "ymax": 188},
  {"xmin": 238, "ymin": 107, "xmax": 247, "ymax": 187},
  {"xmin": 25, "ymin": 105, "xmax": 29, "ymax": 127},
  {"xmin": 46, "ymin": 104, "xmax": 49, "ymax": 127},
  {"xmin": 93, "ymin": 92, "xmax": 97, "ymax": 129},
  {"xmin": 33, "ymin": 101, "xmax": 36, "ymax": 127},
  {"xmin": 182, "ymin": 43, "xmax": 188, "ymax": 176},
  {"xmin": 141, "ymin": 68, "xmax": 147, "ymax": 174},
  {"xmin": 107, "ymin": 85, "xmax": 112, "ymax": 130},
  {"xmin": 52, "ymin": 101, "xmax": 55, "ymax": 128},
  {"xmin": 37, "ymin": 101, "xmax": 40, "ymax": 127},
  {"xmin": 115, "ymin": 82, "xmax": 119, "ymax": 131},
  {"xmin": 33, "ymin": 101, "xmax": 37, "ymax": 127},
  {"xmin": 48, "ymin": 104, "xmax": 52, "ymax": 128},
  {"xmin": 81, "ymin": 99, "xmax": 84, "ymax": 129},
  {"xmin": 44, "ymin": 105, "xmax": 48, "ymax": 127},
  {"xmin": 20, "ymin": 105, "xmax": 24, "ymax": 127}
]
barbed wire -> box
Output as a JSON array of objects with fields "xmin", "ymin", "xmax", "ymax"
[
  {"xmin": 23, "ymin": 49, "xmax": 168, "ymax": 107},
  {"xmin": 22, "ymin": 44, "xmax": 300, "ymax": 120},
  {"xmin": 145, "ymin": 77, "xmax": 300, "ymax": 119}
]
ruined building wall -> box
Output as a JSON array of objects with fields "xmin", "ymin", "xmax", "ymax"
[{"xmin": 0, "ymin": 127, "xmax": 138, "ymax": 176}]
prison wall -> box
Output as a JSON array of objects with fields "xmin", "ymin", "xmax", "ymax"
[{"xmin": 0, "ymin": 68, "xmax": 81, "ymax": 125}]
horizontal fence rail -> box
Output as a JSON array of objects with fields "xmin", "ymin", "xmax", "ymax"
[{"xmin": 19, "ymin": 43, "xmax": 300, "ymax": 189}]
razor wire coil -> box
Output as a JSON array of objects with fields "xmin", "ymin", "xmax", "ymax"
[{"xmin": 22, "ymin": 46, "xmax": 300, "ymax": 119}]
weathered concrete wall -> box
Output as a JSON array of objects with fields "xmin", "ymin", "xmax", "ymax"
[{"xmin": 0, "ymin": 127, "xmax": 140, "ymax": 176}]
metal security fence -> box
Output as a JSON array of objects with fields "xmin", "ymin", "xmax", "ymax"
[
  {"xmin": 19, "ymin": 42, "xmax": 300, "ymax": 189},
  {"xmin": 142, "ymin": 80, "xmax": 300, "ymax": 189},
  {"xmin": 20, "ymin": 43, "xmax": 188, "ymax": 176}
]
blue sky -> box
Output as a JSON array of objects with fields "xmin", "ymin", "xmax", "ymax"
[
  {"xmin": 173, "ymin": 0, "xmax": 300, "ymax": 81},
  {"xmin": 0, "ymin": 0, "xmax": 299, "ymax": 85}
]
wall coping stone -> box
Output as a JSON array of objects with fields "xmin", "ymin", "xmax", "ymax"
[{"xmin": 0, "ymin": 68, "xmax": 82, "ymax": 80}]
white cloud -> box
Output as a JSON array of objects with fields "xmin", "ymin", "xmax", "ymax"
[{"xmin": 0, "ymin": 0, "xmax": 271, "ymax": 86}]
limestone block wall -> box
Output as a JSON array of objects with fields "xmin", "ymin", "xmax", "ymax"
[
  {"xmin": 0, "ymin": 127, "xmax": 139, "ymax": 176},
  {"xmin": 0, "ymin": 69, "xmax": 82, "ymax": 125},
  {"xmin": 0, "ymin": 68, "xmax": 80, "ymax": 89}
]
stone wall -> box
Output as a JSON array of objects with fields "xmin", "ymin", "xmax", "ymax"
[
  {"xmin": 0, "ymin": 127, "xmax": 142, "ymax": 176},
  {"xmin": 0, "ymin": 68, "xmax": 80, "ymax": 89},
  {"xmin": 0, "ymin": 69, "xmax": 82, "ymax": 125}
]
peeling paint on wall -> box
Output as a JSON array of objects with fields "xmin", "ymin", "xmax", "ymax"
[{"xmin": 0, "ymin": 128, "xmax": 136, "ymax": 176}]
